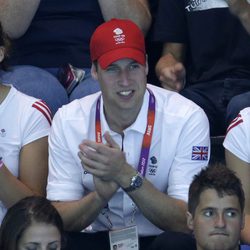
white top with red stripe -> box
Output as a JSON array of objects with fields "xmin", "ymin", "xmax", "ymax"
[
  {"xmin": 0, "ymin": 85, "xmax": 51, "ymax": 223},
  {"xmin": 223, "ymin": 107, "xmax": 250, "ymax": 163}
]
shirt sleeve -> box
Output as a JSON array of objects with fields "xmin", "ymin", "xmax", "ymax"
[
  {"xmin": 47, "ymin": 109, "xmax": 84, "ymax": 201},
  {"xmin": 22, "ymin": 100, "xmax": 51, "ymax": 146},
  {"xmin": 167, "ymin": 107, "xmax": 210, "ymax": 202},
  {"xmin": 223, "ymin": 112, "xmax": 250, "ymax": 163}
]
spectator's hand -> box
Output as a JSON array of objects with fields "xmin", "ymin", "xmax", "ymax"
[
  {"xmin": 228, "ymin": 0, "xmax": 249, "ymax": 17},
  {"xmin": 78, "ymin": 132, "xmax": 129, "ymax": 184},
  {"xmin": 156, "ymin": 54, "xmax": 186, "ymax": 92},
  {"xmin": 93, "ymin": 176, "xmax": 118, "ymax": 203}
]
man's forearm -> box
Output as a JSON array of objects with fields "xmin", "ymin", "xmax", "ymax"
[
  {"xmin": 126, "ymin": 179, "xmax": 190, "ymax": 233},
  {"xmin": 53, "ymin": 191, "xmax": 107, "ymax": 232},
  {"xmin": 239, "ymin": 9, "xmax": 250, "ymax": 34},
  {"xmin": 0, "ymin": 0, "xmax": 40, "ymax": 38},
  {"xmin": 98, "ymin": 0, "xmax": 151, "ymax": 35},
  {"xmin": 228, "ymin": 0, "xmax": 250, "ymax": 34}
]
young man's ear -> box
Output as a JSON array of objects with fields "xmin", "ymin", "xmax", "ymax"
[
  {"xmin": 0, "ymin": 46, "xmax": 5, "ymax": 63},
  {"xmin": 91, "ymin": 62, "xmax": 98, "ymax": 80},
  {"xmin": 186, "ymin": 211, "xmax": 194, "ymax": 231},
  {"xmin": 241, "ymin": 212, "xmax": 245, "ymax": 230}
]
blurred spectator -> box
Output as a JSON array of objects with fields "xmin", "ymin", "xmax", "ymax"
[
  {"xmin": 0, "ymin": 23, "xmax": 51, "ymax": 223},
  {"xmin": 146, "ymin": 0, "xmax": 162, "ymax": 86},
  {"xmin": 187, "ymin": 163, "xmax": 244, "ymax": 250},
  {"xmin": 0, "ymin": 196, "xmax": 65, "ymax": 250},
  {"xmin": 154, "ymin": 0, "xmax": 250, "ymax": 136},
  {"xmin": 228, "ymin": 0, "xmax": 250, "ymax": 34},
  {"xmin": 224, "ymin": 107, "xmax": 250, "ymax": 244},
  {"xmin": 150, "ymin": 163, "xmax": 245, "ymax": 250},
  {"xmin": 0, "ymin": 0, "xmax": 151, "ymax": 115}
]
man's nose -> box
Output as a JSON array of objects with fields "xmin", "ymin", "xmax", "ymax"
[
  {"xmin": 118, "ymin": 71, "xmax": 131, "ymax": 86},
  {"xmin": 214, "ymin": 214, "xmax": 226, "ymax": 228}
]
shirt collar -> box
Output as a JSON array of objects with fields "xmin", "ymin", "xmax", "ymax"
[{"xmin": 99, "ymin": 90, "xmax": 149, "ymax": 136}]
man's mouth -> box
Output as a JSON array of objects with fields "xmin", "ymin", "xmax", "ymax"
[
  {"xmin": 118, "ymin": 90, "xmax": 134, "ymax": 97},
  {"xmin": 210, "ymin": 231, "xmax": 229, "ymax": 236}
]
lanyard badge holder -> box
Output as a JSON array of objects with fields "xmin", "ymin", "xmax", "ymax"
[{"xmin": 109, "ymin": 226, "xmax": 139, "ymax": 250}]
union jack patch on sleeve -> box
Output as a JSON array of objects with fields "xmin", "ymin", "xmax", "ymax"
[{"xmin": 192, "ymin": 146, "xmax": 208, "ymax": 161}]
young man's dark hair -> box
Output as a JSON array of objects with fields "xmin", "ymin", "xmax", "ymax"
[{"xmin": 188, "ymin": 163, "xmax": 245, "ymax": 216}]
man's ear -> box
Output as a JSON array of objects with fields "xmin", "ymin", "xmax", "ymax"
[
  {"xmin": 0, "ymin": 46, "xmax": 5, "ymax": 63},
  {"xmin": 91, "ymin": 63, "xmax": 98, "ymax": 80},
  {"xmin": 241, "ymin": 212, "xmax": 245, "ymax": 230},
  {"xmin": 186, "ymin": 211, "xmax": 194, "ymax": 231}
]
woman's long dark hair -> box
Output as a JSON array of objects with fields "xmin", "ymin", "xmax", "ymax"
[{"xmin": 0, "ymin": 196, "xmax": 66, "ymax": 250}]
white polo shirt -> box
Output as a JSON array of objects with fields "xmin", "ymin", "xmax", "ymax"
[
  {"xmin": 0, "ymin": 85, "xmax": 51, "ymax": 223},
  {"xmin": 47, "ymin": 84, "xmax": 210, "ymax": 236},
  {"xmin": 224, "ymin": 107, "xmax": 250, "ymax": 163}
]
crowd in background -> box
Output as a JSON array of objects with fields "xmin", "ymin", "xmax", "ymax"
[{"xmin": 0, "ymin": 0, "xmax": 250, "ymax": 249}]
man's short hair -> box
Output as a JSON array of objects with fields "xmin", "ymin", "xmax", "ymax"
[{"xmin": 188, "ymin": 163, "xmax": 245, "ymax": 215}]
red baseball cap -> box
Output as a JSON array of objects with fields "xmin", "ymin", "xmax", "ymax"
[{"xmin": 90, "ymin": 18, "xmax": 146, "ymax": 69}]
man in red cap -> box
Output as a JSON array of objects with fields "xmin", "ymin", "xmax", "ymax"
[{"xmin": 47, "ymin": 19, "xmax": 210, "ymax": 250}]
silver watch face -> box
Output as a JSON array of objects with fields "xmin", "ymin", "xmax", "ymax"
[
  {"xmin": 132, "ymin": 174, "xmax": 143, "ymax": 188},
  {"xmin": 123, "ymin": 173, "xmax": 143, "ymax": 192}
]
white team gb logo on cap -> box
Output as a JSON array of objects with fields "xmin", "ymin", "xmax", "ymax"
[{"xmin": 113, "ymin": 27, "xmax": 125, "ymax": 44}]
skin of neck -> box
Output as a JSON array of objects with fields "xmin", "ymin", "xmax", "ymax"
[
  {"xmin": 103, "ymin": 98, "xmax": 143, "ymax": 134},
  {"xmin": 0, "ymin": 84, "xmax": 10, "ymax": 104}
]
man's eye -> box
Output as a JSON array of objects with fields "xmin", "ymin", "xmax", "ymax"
[
  {"xmin": 48, "ymin": 242, "xmax": 60, "ymax": 250},
  {"xmin": 129, "ymin": 63, "xmax": 140, "ymax": 70},
  {"xmin": 48, "ymin": 247, "xmax": 59, "ymax": 250},
  {"xmin": 203, "ymin": 210, "xmax": 214, "ymax": 217},
  {"xmin": 225, "ymin": 210, "xmax": 237, "ymax": 217},
  {"xmin": 106, "ymin": 66, "xmax": 119, "ymax": 73},
  {"xmin": 25, "ymin": 246, "xmax": 37, "ymax": 250}
]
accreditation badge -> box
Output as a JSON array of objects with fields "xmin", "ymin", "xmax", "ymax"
[{"xmin": 109, "ymin": 225, "xmax": 139, "ymax": 250}]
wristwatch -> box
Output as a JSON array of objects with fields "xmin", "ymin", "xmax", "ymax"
[{"xmin": 123, "ymin": 172, "xmax": 143, "ymax": 192}]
